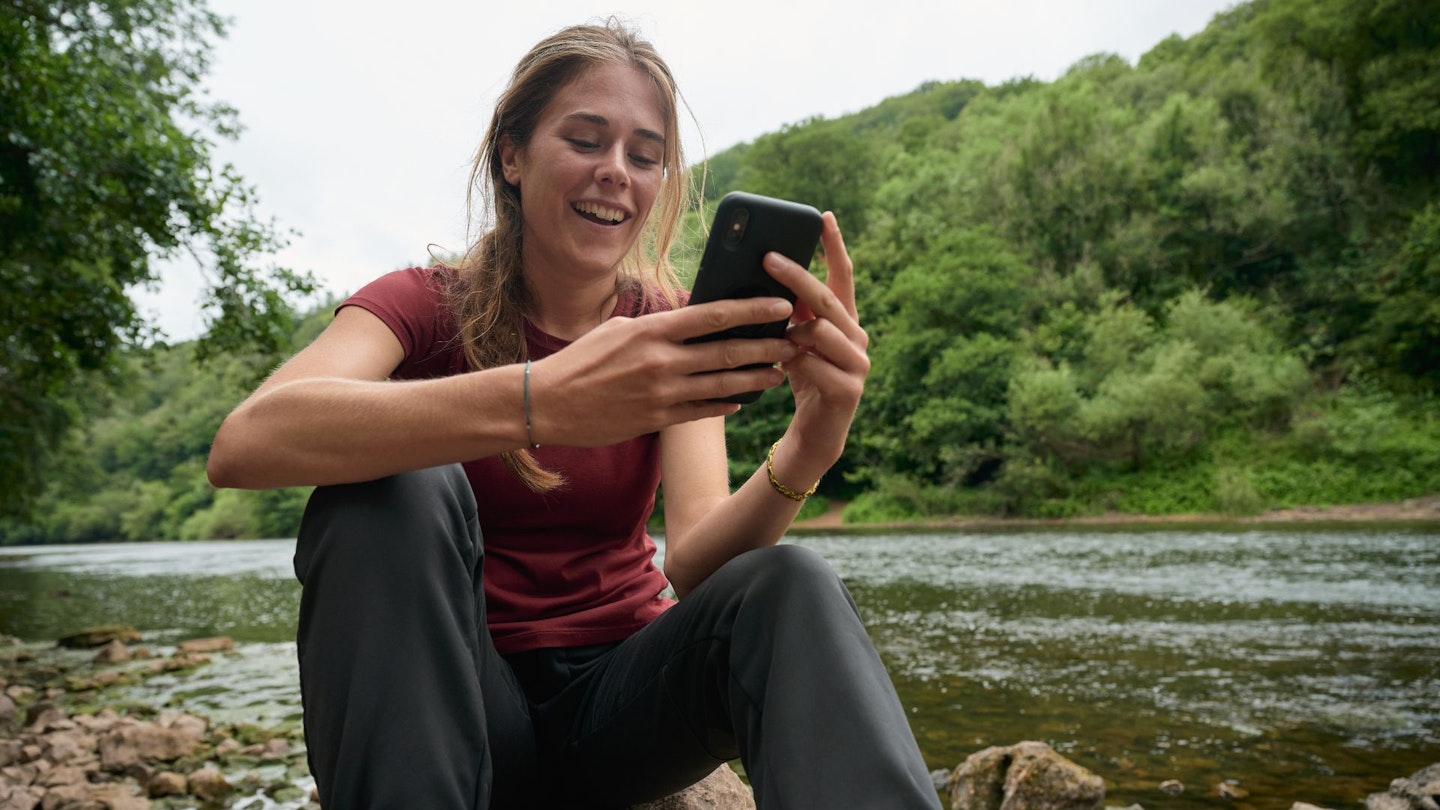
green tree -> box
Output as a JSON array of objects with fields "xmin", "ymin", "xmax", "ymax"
[{"xmin": 0, "ymin": 0, "xmax": 314, "ymax": 518}]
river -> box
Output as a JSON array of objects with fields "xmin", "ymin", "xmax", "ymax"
[{"xmin": 1, "ymin": 525, "xmax": 1436, "ymax": 809}]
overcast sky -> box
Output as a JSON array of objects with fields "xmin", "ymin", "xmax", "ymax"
[{"xmin": 136, "ymin": 0, "xmax": 1238, "ymax": 341}]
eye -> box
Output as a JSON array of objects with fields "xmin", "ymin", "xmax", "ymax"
[
  {"xmin": 629, "ymin": 153, "xmax": 661, "ymax": 168},
  {"xmin": 566, "ymin": 138, "xmax": 599, "ymax": 150}
]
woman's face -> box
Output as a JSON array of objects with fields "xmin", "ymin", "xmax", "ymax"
[{"xmin": 501, "ymin": 62, "xmax": 668, "ymax": 284}]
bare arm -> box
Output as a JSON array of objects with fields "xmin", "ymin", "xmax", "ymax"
[
  {"xmin": 661, "ymin": 213, "xmax": 868, "ymax": 597},
  {"xmin": 208, "ymin": 296, "xmax": 808, "ymax": 491},
  {"xmin": 207, "ymin": 306, "xmax": 535, "ymax": 489}
]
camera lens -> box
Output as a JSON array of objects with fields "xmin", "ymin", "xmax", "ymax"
[{"xmin": 722, "ymin": 207, "xmax": 749, "ymax": 247}]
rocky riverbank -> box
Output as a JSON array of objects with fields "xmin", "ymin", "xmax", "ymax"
[
  {"xmin": 1, "ymin": 629, "xmax": 313, "ymax": 810},
  {"xmin": 3, "ymin": 629, "xmax": 1436, "ymax": 810}
]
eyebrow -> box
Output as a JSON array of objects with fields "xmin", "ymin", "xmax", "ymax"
[{"xmin": 564, "ymin": 112, "xmax": 666, "ymax": 147}]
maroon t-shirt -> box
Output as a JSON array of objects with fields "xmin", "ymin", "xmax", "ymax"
[{"xmin": 341, "ymin": 267, "xmax": 675, "ymax": 654}]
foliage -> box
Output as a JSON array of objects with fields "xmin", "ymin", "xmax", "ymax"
[
  {"xmin": 10, "ymin": 0, "xmax": 1440, "ymax": 542},
  {"xmin": 0, "ymin": 0, "xmax": 315, "ymax": 519},
  {"xmin": 0, "ymin": 308, "xmax": 331, "ymax": 545}
]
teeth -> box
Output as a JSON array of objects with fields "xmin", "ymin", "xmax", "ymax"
[{"xmin": 574, "ymin": 201, "xmax": 626, "ymax": 223}]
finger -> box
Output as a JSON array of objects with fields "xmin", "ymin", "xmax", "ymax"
[
  {"xmin": 817, "ymin": 211, "xmax": 858, "ymax": 320},
  {"xmin": 763, "ymin": 251, "xmax": 864, "ymax": 343},
  {"xmin": 781, "ymin": 351, "xmax": 866, "ymax": 407},
  {"xmin": 676, "ymin": 366, "xmax": 786, "ymax": 403},
  {"xmin": 784, "ymin": 318, "xmax": 870, "ymax": 374},
  {"xmin": 657, "ymin": 297, "xmax": 794, "ymax": 342},
  {"xmin": 678, "ymin": 337, "xmax": 798, "ymax": 375}
]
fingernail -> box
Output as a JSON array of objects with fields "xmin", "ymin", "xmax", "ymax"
[{"xmin": 769, "ymin": 300, "xmax": 791, "ymax": 317}]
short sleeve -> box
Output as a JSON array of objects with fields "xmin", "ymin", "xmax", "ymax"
[{"xmin": 340, "ymin": 267, "xmax": 459, "ymax": 380}]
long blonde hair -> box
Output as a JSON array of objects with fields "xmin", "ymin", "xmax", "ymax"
[{"xmin": 446, "ymin": 20, "xmax": 690, "ymax": 492}]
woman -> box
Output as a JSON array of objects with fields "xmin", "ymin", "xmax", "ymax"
[{"xmin": 208, "ymin": 20, "xmax": 938, "ymax": 810}]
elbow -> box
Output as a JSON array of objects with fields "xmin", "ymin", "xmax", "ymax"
[
  {"xmin": 662, "ymin": 553, "xmax": 699, "ymax": 601},
  {"xmin": 205, "ymin": 447, "xmax": 238, "ymax": 490},
  {"xmin": 206, "ymin": 414, "xmax": 256, "ymax": 490}
]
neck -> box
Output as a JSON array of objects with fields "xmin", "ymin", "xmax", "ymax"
[{"xmin": 523, "ymin": 271, "xmax": 619, "ymax": 342}]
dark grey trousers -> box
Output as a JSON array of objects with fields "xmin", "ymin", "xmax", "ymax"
[{"xmin": 293, "ymin": 465, "xmax": 940, "ymax": 809}]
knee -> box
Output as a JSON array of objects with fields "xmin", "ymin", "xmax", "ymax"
[
  {"xmin": 724, "ymin": 545, "xmax": 857, "ymax": 619},
  {"xmin": 295, "ymin": 465, "xmax": 477, "ymax": 581}
]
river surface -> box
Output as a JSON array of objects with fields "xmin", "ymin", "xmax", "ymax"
[{"xmin": 1, "ymin": 526, "xmax": 1437, "ymax": 809}]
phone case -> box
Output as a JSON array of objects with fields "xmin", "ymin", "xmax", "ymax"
[{"xmin": 686, "ymin": 191, "xmax": 823, "ymax": 404}]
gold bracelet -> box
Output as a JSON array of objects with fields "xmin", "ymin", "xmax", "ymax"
[{"xmin": 766, "ymin": 440, "xmax": 819, "ymax": 502}]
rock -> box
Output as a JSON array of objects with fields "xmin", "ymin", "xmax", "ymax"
[
  {"xmin": 38, "ymin": 782, "xmax": 89, "ymax": 809},
  {"xmin": 0, "ymin": 741, "xmax": 22, "ymax": 768},
  {"xmin": 213, "ymin": 738, "xmax": 241, "ymax": 758},
  {"xmin": 933, "ymin": 768, "xmax": 956, "ymax": 792},
  {"xmin": 38, "ymin": 731, "xmax": 92, "ymax": 765},
  {"xmin": 949, "ymin": 741, "xmax": 1105, "ymax": 810},
  {"xmin": 149, "ymin": 652, "xmax": 210, "ymax": 673},
  {"xmin": 950, "ymin": 746, "xmax": 1010, "ymax": 810},
  {"xmin": 1218, "ymin": 782, "xmax": 1249, "ymax": 800},
  {"xmin": 97, "ymin": 724, "xmax": 200, "ymax": 771},
  {"xmin": 628, "ymin": 765, "xmax": 755, "ymax": 809},
  {"xmin": 84, "ymin": 783, "xmax": 152, "ymax": 809},
  {"xmin": 146, "ymin": 772, "xmax": 186, "ymax": 798},
  {"xmin": 187, "ymin": 767, "xmax": 233, "ymax": 802},
  {"xmin": 159, "ymin": 713, "xmax": 206, "ymax": 743},
  {"xmin": 72, "ymin": 710, "xmax": 121, "ymax": 734},
  {"xmin": 176, "ymin": 638, "xmax": 233, "ymax": 655},
  {"xmin": 0, "ymin": 694, "xmax": 15, "ymax": 727},
  {"xmin": 56, "ymin": 626, "xmax": 141, "ymax": 649},
  {"xmin": 34, "ymin": 765, "xmax": 86, "ymax": 788},
  {"xmin": 1159, "ymin": 779, "xmax": 1184, "ymax": 796},
  {"xmin": 92, "ymin": 641, "xmax": 132, "ymax": 665},
  {"xmin": 1366, "ymin": 764, "xmax": 1440, "ymax": 810},
  {"xmin": 1293, "ymin": 803, "xmax": 1336, "ymax": 810},
  {"xmin": 5, "ymin": 686, "xmax": 35, "ymax": 702},
  {"xmin": 22, "ymin": 705, "xmax": 70, "ymax": 734},
  {"xmin": 0, "ymin": 784, "xmax": 39, "ymax": 810}
]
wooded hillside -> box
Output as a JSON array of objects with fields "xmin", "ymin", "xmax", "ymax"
[{"xmin": 3, "ymin": 0, "xmax": 1436, "ymax": 543}]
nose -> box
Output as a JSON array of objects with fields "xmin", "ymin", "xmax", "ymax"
[{"xmin": 596, "ymin": 143, "xmax": 630, "ymax": 188}]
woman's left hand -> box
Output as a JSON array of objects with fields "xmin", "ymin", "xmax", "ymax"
[{"xmin": 762, "ymin": 211, "xmax": 869, "ymax": 471}]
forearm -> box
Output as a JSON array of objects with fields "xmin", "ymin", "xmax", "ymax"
[
  {"xmin": 208, "ymin": 366, "xmax": 528, "ymax": 490},
  {"xmin": 664, "ymin": 431, "xmax": 834, "ymax": 598}
]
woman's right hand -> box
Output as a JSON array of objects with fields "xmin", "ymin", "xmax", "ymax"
[{"xmin": 526, "ymin": 296, "xmax": 797, "ymax": 447}]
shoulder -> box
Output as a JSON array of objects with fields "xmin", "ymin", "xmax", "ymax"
[
  {"xmin": 340, "ymin": 266, "xmax": 460, "ymax": 372},
  {"xmin": 348, "ymin": 266, "xmax": 455, "ymax": 309}
]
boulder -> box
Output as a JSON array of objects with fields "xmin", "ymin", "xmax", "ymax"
[
  {"xmin": 0, "ymin": 784, "xmax": 39, "ymax": 810},
  {"xmin": 22, "ymin": 705, "xmax": 70, "ymax": 735},
  {"xmin": 186, "ymin": 767, "xmax": 233, "ymax": 802},
  {"xmin": 146, "ymin": 772, "xmax": 186, "ymax": 798},
  {"xmin": 1366, "ymin": 763, "xmax": 1440, "ymax": 810},
  {"xmin": 176, "ymin": 638, "xmax": 233, "ymax": 655},
  {"xmin": 97, "ymin": 724, "xmax": 199, "ymax": 772},
  {"xmin": 629, "ymin": 765, "xmax": 755, "ymax": 809},
  {"xmin": 56, "ymin": 626, "xmax": 141, "ymax": 650},
  {"xmin": 82, "ymin": 783, "xmax": 151, "ymax": 809},
  {"xmin": 949, "ymin": 741, "xmax": 1105, "ymax": 810},
  {"xmin": 92, "ymin": 641, "xmax": 132, "ymax": 665},
  {"xmin": 949, "ymin": 745, "xmax": 1010, "ymax": 809},
  {"xmin": 0, "ymin": 694, "xmax": 15, "ymax": 728}
]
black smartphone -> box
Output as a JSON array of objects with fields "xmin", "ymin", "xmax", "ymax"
[{"xmin": 685, "ymin": 191, "xmax": 823, "ymax": 404}]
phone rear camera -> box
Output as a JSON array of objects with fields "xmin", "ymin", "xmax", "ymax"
[{"xmin": 722, "ymin": 207, "xmax": 749, "ymax": 247}]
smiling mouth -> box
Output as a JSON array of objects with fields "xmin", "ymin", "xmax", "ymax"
[{"xmin": 573, "ymin": 201, "xmax": 627, "ymax": 225}]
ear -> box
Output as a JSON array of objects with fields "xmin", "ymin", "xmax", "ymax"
[{"xmin": 499, "ymin": 134, "xmax": 522, "ymax": 186}]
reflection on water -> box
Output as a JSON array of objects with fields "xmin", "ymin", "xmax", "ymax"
[{"xmin": 2, "ymin": 526, "xmax": 1437, "ymax": 809}]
